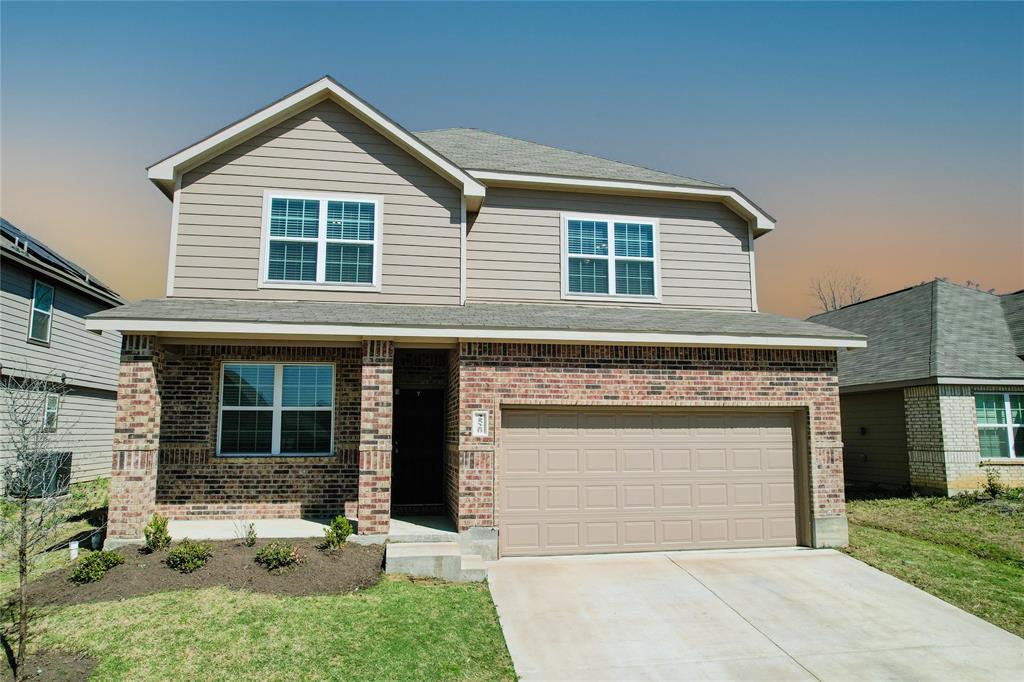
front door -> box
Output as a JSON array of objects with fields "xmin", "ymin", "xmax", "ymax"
[{"xmin": 392, "ymin": 388, "xmax": 445, "ymax": 512}]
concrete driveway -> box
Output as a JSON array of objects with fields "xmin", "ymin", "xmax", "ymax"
[{"xmin": 487, "ymin": 548, "xmax": 1024, "ymax": 681}]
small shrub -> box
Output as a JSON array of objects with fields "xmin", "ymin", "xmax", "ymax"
[
  {"xmin": 235, "ymin": 521, "xmax": 257, "ymax": 547},
  {"xmin": 255, "ymin": 541, "xmax": 301, "ymax": 572},
  {"xmin": 69, "ymin": 550, "xmax": 125, "ymax": 584},
  {"xmin": 983, "ymin": 467, "xmax": 1006, "ymax": 498},
  {"xmin": 320, "ymin": 515, "xmax": 353, "ymax": 550},
  {"xmin": 143, "ymin": 513, "xmax": 171, "ymax": 552},
  {"xmin": 165, "ymin": 539, "xmax": 213, "ymax": 574}
]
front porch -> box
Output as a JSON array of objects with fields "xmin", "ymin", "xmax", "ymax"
[{"xmin": 107, "ymin": 336, "xmax": 483, "ymax": 547}]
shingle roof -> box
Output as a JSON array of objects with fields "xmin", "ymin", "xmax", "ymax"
[
  {"xmin": 415, "ymin": 128, "xmax": 723, "ymax": 188},
  {"xmin": 1, "ymin": 218, "xmax": 122, "ymax": 304},
  {"xmin": 809, "ymin": 280, "xmax": 1024, "ymax": 387},
  {"xmin": 1002, "ymin": 290, "xmax": 1024, "ymax": 357},
  {"xmin": 89, "ymin": 298, "xmax": 862, "ymax": 344}
]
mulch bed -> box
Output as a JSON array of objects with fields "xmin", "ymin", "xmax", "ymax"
[
  {"xmin": 27, "ymin": 539, "xmax": 384, "ymax": 607},
  {"xmin": 2, "ymin": 651, "xmax": 98, "ymax": 681}
]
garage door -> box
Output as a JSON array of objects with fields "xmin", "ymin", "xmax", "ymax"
[{"xmin": 499, "ymin": 409, "xmax": 799, "ymax": 556}]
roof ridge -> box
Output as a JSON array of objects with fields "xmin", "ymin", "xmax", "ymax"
[{"xmin": 418, "ymin": 127, "xmax": 722, "ymax": 187}]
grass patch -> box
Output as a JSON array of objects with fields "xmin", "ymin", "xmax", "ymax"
[
  {"xmin": 847, "ymin": 495, "xmax": 1023, "ymax": 566},
  {"xmin": 844, "ymin": 493, "xmax": 1024, "ymax": 638},
  {"xmin": 0, "ymin": 478, "xmax": 109, "ymax": 595},
  {"xmin": 32, "ymin": 576, "xmax": 516, "ymax": 681}
]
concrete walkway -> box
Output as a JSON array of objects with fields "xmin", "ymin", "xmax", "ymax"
[{"xmin": 487, "ymin": 548, "xmax": 1024, "ymax": 681}]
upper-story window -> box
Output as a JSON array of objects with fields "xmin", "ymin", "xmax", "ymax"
[
  {"xmin": 561, "ymin": 213, "xmax": 659, "ymax": 301},
  {"xmin": 28, "ymin": 280, "xmax": 55, "ymax": 344},
  {"xmin": 975, "ymin": 393, "xmax": 1023, "ymax": 459},
  {"xmin": 261, "ymin": 191, "xmax": 381, "ymax": 290}
]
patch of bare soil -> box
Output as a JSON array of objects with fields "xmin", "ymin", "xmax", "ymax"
[
  {"xmin": 2, "ymin": 650, "xmax": 97, "ymax": 682},
  {"xmin": 27, "ymin": 539, "xmax": 384, "ymax": 607}
]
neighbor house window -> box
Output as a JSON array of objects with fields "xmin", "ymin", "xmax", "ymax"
[
  {"xmin": 218, "ymin": 363, "xmax": 334, "ymax": 456},
  {"xmin": 975, "ymin": 393, "xmax": 1023, "ymax": 459},
  {"xmin": 262, "ymin": 192, "xmax": 381, "ymax": 288},
  {"xmin": 562, "ymin": 214, "xmax": 658, "ymax": 299},
  {"xmin": 41, "ymin": 394, "xmax": 60, "ymax": 433},
  {"xmin": 28, "ymin": 280, "xmax": 55, "ymax": 344}
]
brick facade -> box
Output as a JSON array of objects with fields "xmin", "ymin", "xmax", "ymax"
[
  {"xmin": 447, "ymin": 343, "xmax": 846, "ymax": 541},
  {"xmin": 108, "ymin": 335, "xmax": 162, "ymax": 539},
  {"xmin": 107, "ymin": 336, "xmax": 848, "ymax": 547},
  {"xmin": 357, "ymin": 340, "xmax": 394, "ymax": 534},
  {"xmin": 906, "ymin": 383, "xmax": 1024, "ymax": 494}
]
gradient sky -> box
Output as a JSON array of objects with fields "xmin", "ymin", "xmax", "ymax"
[{"xmin": 2, "ymin": 1, "xmax": 1021, "ymax": 317}]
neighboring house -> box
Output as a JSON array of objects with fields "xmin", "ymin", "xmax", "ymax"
[
  {"xmin": 88, "ymin": 76, "xmax": 864, "ymax": 556},
  {"xmin": 0, "ymin": 218, "xmax": 124, "ymax": 483},
  {"xmin": 811, "ymin": 280, "xmax": 1024, "ymax": 495}
]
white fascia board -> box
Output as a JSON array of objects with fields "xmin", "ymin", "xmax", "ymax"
[
  {"xmin": 147, "ymin": 78, "xmax": 486, "ymax": 204},
  {"xmin": 469, "ymin": 170, "xmax": 775, "ymax": 235},
  {"xmin": 84, "ymin": 317, "xmax": 864, "ymax": 350}
]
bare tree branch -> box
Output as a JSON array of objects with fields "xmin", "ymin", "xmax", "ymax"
[
  {"xmin": 810, "ymin": 272, "xmax": 868, "ymax": 312},
  {"xmin": 0, "ymin": 367, "xmax": 78, "ymax": 678}
]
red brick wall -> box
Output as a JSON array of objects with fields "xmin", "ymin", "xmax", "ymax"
[
  {"xmin": 357, "ymin": 340, "xmax": 394, "ymax": 533},
  {"xmin": 108, "ymin": 335, "xmax": 162, "ymax": 539},
  {"xmin": 450, "ymin": 343, "xmax": 844, "ymax": 532},
  {"xmin": 154, "ymin": 343, "xmax": 361, "ymax": 520}
]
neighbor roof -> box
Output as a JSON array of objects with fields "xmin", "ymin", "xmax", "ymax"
[
  {"xmin": 87, "ymin": 298, "xmax": 865, "ymax": 350},
  {"xmin": 415, "ymin": 128, "xmax": 722, "ymax": 188},
  {"xmin": 809, "ymin": 279, "xmax": 1024, "ymax": 388},
  {"xmin": 1, "ymin": 218, "xmax": 123, "ymax": 306}
]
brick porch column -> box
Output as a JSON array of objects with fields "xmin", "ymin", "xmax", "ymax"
[
  {"xmin": 357, "ymin": 340, "xmax": 394, "ymax": 534},
  {"xmin": 107, "ymin": 334, "xmax": 162, "ymax": 542}
]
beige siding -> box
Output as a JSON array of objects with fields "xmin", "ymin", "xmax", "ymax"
[
  {"xmin": 840, "ymin": 390, "xmax": 910, "ymax": 487},
  {"xmin": 467, "ymin": 188, "xmax": 753, "ymax": 309},
  {"xmin": 0, "ymin": 259, "xmax": 122, "ymax": 392},
  {"xmin": 0, "ymin": 388, "xmax": 116, "ymax": 484},
  {"xmin": 174, "ymin": 100, "xmax": 463, "ymax": 304}
]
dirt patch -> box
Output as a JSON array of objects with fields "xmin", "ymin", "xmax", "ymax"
[
  {"xmin": 27, "ymin": 539, "xmax": 384, "ymax": 606},
  {"xmin": 3, "ymin": 650, "xmax": 97, "ymax": 681}
]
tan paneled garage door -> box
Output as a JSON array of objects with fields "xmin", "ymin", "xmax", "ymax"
[{"xmin": 499, "ymin": 409, "xmax": 799, "ymax": 557}]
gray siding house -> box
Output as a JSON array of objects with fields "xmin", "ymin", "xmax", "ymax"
[
  {"xmin": 0, "ymin": 219, "xmax": 124, "ymax": 483},
  {"xmin": 811, "ymin": 280, "xmax": 1024, "ymax": 494},
  {"xmin": 87, "ymin": 76, "xmax": 866, "ymax": 560}
]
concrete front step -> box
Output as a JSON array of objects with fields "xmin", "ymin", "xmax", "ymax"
[{"xmin": 384, "ymin": 542, "xmax": 487, "ymax": 582}]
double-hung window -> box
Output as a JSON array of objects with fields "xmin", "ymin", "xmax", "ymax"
[
  {"xmin": 218, "ymin": 363, "xmax": 334, "ymax": 456},
  {"xmin": 28, "ymin": 280, "xmax": 54, "ymax": 344},
  {"xmin": 262, "ymin": 192, "xmax": 381, "ymax": 289},
  {"xmin": 975, "ymin": 393, "xmax": 1023, "ymax": 459},
  {"xmin": 562, "ymin": 213, "xmax": 658, "ymax": 299},
  {"xmin": 41, "ymin": 394, "xmax": 60, "ymax": 433}
]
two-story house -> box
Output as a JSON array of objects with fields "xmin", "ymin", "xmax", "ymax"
[
  {"xmin": 88, "ymin": 76, "xmax": 864, "ymax": 557},
  {"xmin": 1, "ymin": 218, "xmax": 124, "ymax": 485}
]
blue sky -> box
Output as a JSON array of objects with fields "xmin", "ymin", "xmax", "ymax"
[{"xmin": 2, "ymin": 1, "xmax": 1021, "ymax": 315}]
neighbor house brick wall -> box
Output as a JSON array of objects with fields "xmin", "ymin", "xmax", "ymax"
[
  {"xmin": 153, "ymin": 343, "xmax": 361, "ymax": 520},
  {"xmin": 936, "ymin": 384, "xmax": 1024, "ymax": 493},
  {"xmin": 357, "ymin": 340, "xmax": 394, "ymax": 534},
  {"xmin": 451, "ymin": 343, "xmax": 845, "ymax": 540},
  {"xmin": 107, "ymin": 334, "xmax": 163, "ymax": 540},
  {"xmin": 904, "ymin": 385, "xmax": 946, "ymax": 492}
]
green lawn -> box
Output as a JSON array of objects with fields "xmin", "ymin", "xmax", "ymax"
[
  {"xmin": 844, "ymin": 492, "xmax": 1024, "ymax": 638},
  {"xmin": 34, "ymin": 578, "xmax": 516, "ymax": 681},
  {"xmin": 4, "ymin": 480, "xmax": 515, "ymax": 681}
]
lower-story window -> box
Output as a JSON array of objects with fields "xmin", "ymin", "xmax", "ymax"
[
  {"xmin": 218, "ymin": 362, "xmax": 334, "ymax": 456},
  {"xmin": 975, "ymin": 392, "xmax": 1023, "ymax": 459}
]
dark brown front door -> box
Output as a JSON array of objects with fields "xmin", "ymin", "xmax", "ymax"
[{"xmin": 391, "ymin": 388, "xmax": 445, "ymax": 511}]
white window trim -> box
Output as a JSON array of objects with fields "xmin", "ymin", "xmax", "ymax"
[
  {"xmin": 216, "ymin": 361, "xmax": 335, "ymax": 457},
  {"xmin": 560, "ymin": 212, "xmax": 662, "ymax": 303},
  {"xmin": 42, "ymin": 393, "xmax": 60, "ymax": 433},
  {"xmin": 258, "ymin": 189, "xmax": 383, "ymax": 292},
  {"xmin": 976, "ymin": 392, "xmax": 1023, "ymax": 460},
  {"xmin": 27, "ymin": 280, "xmax": 55, "ymax": 345}
]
